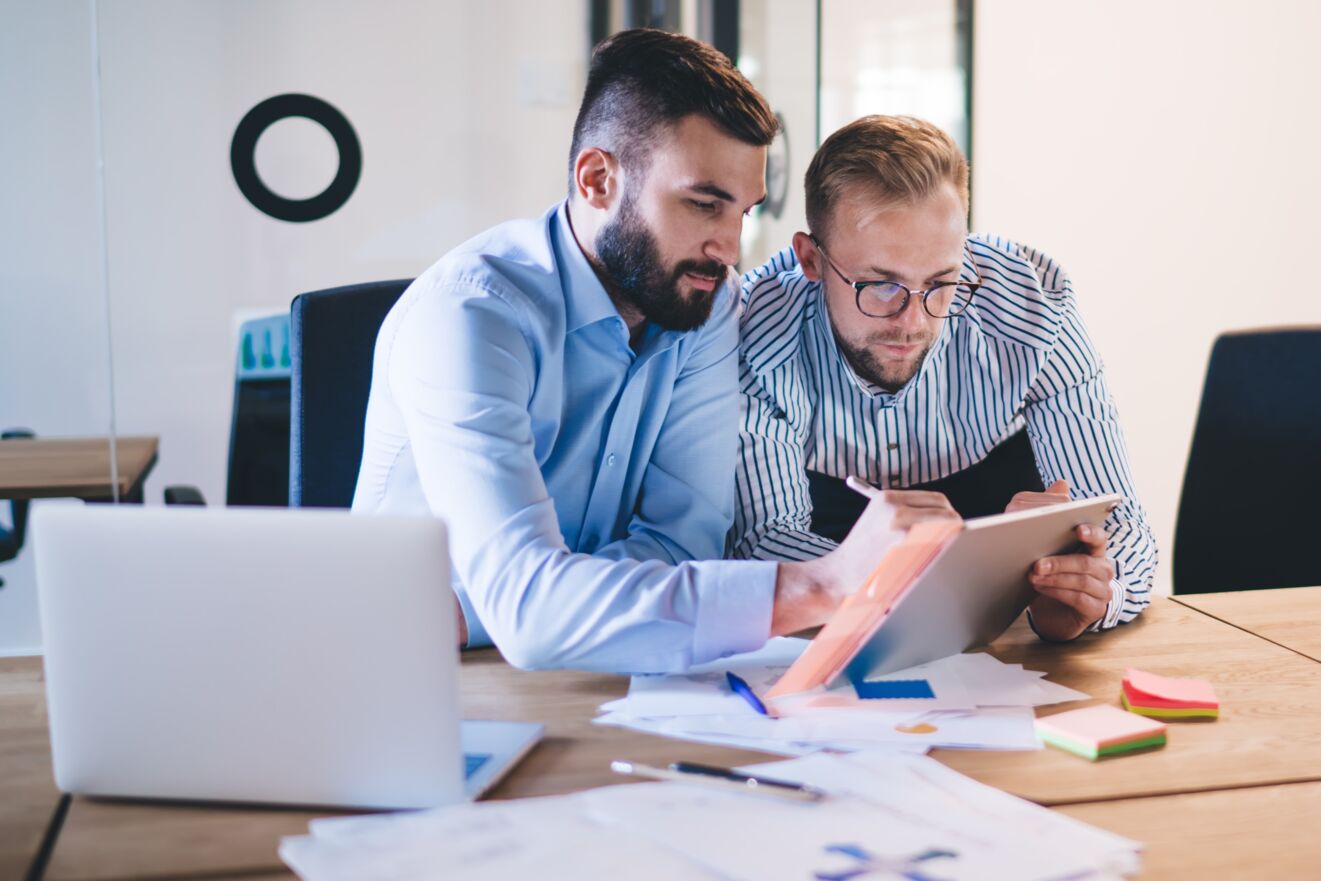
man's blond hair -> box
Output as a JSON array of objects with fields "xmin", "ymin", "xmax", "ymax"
[{"xmin": 805, "ymin": 115, "xmax": 969, "ymax": 242}]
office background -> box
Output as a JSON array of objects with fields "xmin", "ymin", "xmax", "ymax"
[{"xmin": 1, "ymin": 0, "xmax": 1318, "ymax": 655}]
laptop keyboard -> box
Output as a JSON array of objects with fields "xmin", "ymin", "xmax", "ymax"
[{"xmin": 464, "ymin": 752, "xmax": 492, "ymax": 779}]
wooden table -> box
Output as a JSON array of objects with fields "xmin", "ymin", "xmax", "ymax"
[
  {"xmin": 1174, "ymin": 586, "xmax": 1321, "ymax": 663},
  {"xmin": 0, "ymin": 657, "xmax": 61, "ymax": 881},
  {"xmin": 937, "ymin": 598, "xmax": 1321, "ymax": 803},
  {"xmin": 9, "ymin": 595, "xmax": 1321, "ymax": 880},
  {"xmin": 1059, "ymin": 781, "xmax": 1321, "ymax": 880},
  {"xmin": 0, "ymin": 436, "xmax": 159, "ymax": 501}
]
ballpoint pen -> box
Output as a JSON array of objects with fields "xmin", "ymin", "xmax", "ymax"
[
  {"xmin": 726, "ymin": 671, "xmax": 769, "ymax": 716},
  {"xmin": 610, "ymin": 759, "xmax": 827, "ymax": 803}
]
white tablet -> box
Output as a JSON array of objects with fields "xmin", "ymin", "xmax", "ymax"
[{"xmin": 841, "ymin": 494, "xmax": 1121, "ymax": 684}]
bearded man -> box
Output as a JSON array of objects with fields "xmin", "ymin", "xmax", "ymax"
[
  {"xmin": 730, "ymin": 115, "xmax": 1157, "ymax": 642},
  {"xmin": 354, "ymin": 32, "xmax": 933, "ymax": 672}
]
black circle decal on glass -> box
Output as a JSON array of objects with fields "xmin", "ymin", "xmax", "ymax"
[{"xmin": 230, "ymin": 93, "xmax": 361, "ymax": 223}]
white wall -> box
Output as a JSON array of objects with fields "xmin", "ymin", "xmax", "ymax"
[
  {"xmin": 973, "ymin": 0, "xmax": 1321, "ymax": 595},
  {"xmin": 0, "ymin": 0, "xmax": 587, "ymax": 654},
  {"xmin": 98, "ymin": 0, "xmax": 586, "ymax": 508},
  {"xmin": 738, "ymin": 0, "xmax": 818, "ymax": 267}
]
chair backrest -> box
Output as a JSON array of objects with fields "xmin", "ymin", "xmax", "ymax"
[
  {"xmin": 226, "ymin": 314, "xmax": 291, "ymax": 507},
  {"xmin": 289, "ymin": 280, "xmax": 411, "ymax": 508},
  {"xmin": 1173, "ymin": 327, "xmax": 1321, "ymax": 594}
]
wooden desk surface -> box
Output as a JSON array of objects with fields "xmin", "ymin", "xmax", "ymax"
[
  {"xmin": 1173, "ymin": 585, "xmax": 1321, "ymax": 663},
  {"xmin": 0, "ymin": 657, "xmax": 61, "ymax": 881},
  {"xmin": 0, "ymin": 436, "xmax": 159, "ymax": 500},
  {"xmin": 22, "ymin": 597, "xmax": 1321, "ymax": 880},
  {"xmin": 1060, "ymin": 780, "xmax": 1321, "ymax": 880},
  {"xmin": 936, "ymin": 598, "xmax": 1321, "ymax": 804}
]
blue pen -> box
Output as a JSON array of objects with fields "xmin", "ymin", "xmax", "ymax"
[{"xmin": 726, "ymin": 671, "xmax": 768, "ymax": 716}]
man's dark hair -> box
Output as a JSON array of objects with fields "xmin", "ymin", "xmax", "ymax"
[{"xmin": 567, "ymin": 28, "xmax": 777, "ymax": 194}]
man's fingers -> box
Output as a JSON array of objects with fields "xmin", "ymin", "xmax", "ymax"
[
  {"xmin": 1029, "ymin": 573, "xmax": 1109, "ymax": 598},
  {"xmin": 890, "ymin": 505, "xmax": 962, "ymax": 530},
  {"xmin": 1033, "ymin": 552, "xmax": 1115, "ymax": 583},
  {"xmin": 884, "ymin": 489, "xmax": 958, "ymax": 530},
  {"xmin": 883, "ymin": 489, "xmax": 955, "ymax": 510},
  {"xmin": 1005, "ymin": 481, "xmax": 1070, "ymax": 514},
  {"xmin": 1076, "ymin": 523, "xmax": 1107, "ymax": 554},
  {"xmin": 1008, "ymin": 494, "xmax": 1063, "ymax": 512},
  {"xmin": 1032, "ymin": 585, "xmax": 1107, "ymax": 615}
]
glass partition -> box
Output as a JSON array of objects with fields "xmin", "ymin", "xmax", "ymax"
[{"xmin": 0, "ymin": 3, "xmax": 117, "ymax": 653}]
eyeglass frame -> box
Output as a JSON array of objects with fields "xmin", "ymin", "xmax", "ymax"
[{"xmin": 809, "ymin": 234, "xmax": 981, "ymax": 320}]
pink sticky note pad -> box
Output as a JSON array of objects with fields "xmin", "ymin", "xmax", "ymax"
[
  {"xmin": 1124, "ymin": 668, "xmax": 1219, "ymax": 708},
  {"xmin": 1035, "ymin": 704, "xmax": 1166, "ymax": 749}
]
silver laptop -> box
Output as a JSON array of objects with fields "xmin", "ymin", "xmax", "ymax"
[{"xmin": 33, "ymin": 504, "xmax": 541, "ymax": 810}]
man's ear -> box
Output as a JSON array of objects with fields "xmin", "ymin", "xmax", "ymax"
[
  {"xmin": 572, "ymin": 147, "xmax": 622, "ymax": 211},
  {"xmin": 792, "ymin": 231, "xmax": 824, "ymax": 282}
]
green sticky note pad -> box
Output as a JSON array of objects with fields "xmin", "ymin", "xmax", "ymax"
[{"xmin": 1039, "ymin": 729, "xmax": 1166, "ymax": 761}]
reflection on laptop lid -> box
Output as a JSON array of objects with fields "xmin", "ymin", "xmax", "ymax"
[{"xmin": 34, "ymin": 504, "xmax": 540, "ymax": 810}]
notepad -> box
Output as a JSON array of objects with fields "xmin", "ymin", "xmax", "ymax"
[
  {"xmin": 1035, "ymin": 705, "xmax": 1167, "ymax": 760},
  {"xmin": 1121, "ymin": 668, "xmax": 1219, "ymax": 719}
]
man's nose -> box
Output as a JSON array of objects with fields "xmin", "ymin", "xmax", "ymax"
[
  {"xmin": 886, "ymin": 293, "xmax": 929, "ymax": 333},
  {"xmin": 704, "ymin": 217, "xmax": 742, "ymax": 267}
]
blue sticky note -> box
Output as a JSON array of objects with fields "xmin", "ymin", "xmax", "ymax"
[{"xmin": 853, "ymin": 679, "xmax": 935, "ymax": 700}]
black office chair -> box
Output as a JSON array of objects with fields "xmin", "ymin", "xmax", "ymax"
[
  {"xmin": 164, "ymin": 314, "xmax": 292, "ymax": 507},
  {"xmin": 1172, "ymin": 327, "xmax": 1321, "ymax": 594},
  {"xmin": 289, "ymin": 280, "xmax": 412, "ymax": 508},
  {"xmin": 0, "ymin": 429, "xmax": 36, "ymax": 588}
]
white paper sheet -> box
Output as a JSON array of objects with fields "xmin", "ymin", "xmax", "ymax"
[
  {"xmin": 736, "ymin": 752, "xmax": 1142, "ymax": 878},
  {"xmin": 596, "ymin": 648, "xmax": 1076, "ymax": 754},
  {"xmin": 282, "ymin": 794, "xmax": 710, "ymax": 881},
  {"xmin": 282, "ymin": 757, "xmax": 1140, "ymax": 881}
]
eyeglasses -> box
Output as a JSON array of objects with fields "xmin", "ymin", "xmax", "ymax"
[{"xmin": 810, "ymin": 235, "xmax": 980, "ymax": 319}]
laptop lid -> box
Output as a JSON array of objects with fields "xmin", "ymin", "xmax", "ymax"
[{"xmin": 35, "ymin": 504, "xmax": 469, "ymax": 810}]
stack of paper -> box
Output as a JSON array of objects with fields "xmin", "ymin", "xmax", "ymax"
[
  {"xmin": 1121, "ymin": 668, "xmax": 1220, "ymax": 719},
  {"xmin": 280, "ymin": 752, "xmax": 1143, "ymax": 881},
  {"xmin": 1035, "ymin": 705, "xmax": 1167, "ymax": 761},
  {"xmin": 594, "ymin": 639, "xmax": 1089, "ymax": 754}
]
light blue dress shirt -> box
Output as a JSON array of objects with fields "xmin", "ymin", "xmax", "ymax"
[{"xmin": 352, "ymin": 202, "xmax": 777, "ymax": 673}]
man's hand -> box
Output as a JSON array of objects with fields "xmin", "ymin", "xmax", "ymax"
[
  {"xmin": 1007, "ymin": 478, "xmax": 1070, "ymax": 513},
  {"xmin": 1008, "ymin": 480, "xmax": 1116, "ymax": 641},
  {"xmin": 772, "ymin": 488, "xmax": 961, "ymax": 636},
  {"xmin": 883, "ymin": 489, "xmax": 960, "ymax": 529}
]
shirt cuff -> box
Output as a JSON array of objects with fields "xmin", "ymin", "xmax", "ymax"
[
  {"xmin": 688, "ymin": 560, "xmax": 778, "ymax": 666},
  {"xmin": 1086, "ymin": 577, "xmax": 1127, "ymax": 633},
  {"xmin": 454, "ymin": 582, "xmax": 493, "ymax": 649}
]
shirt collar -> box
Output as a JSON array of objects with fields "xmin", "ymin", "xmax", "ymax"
[{"xmin": 551, "ymin": 201, "xmax": 623, "ymax": 334}]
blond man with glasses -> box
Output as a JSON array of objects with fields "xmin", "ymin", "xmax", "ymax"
[{"xmin": 730, "ymin": 115, "xmax": 1156, "ymax": 642}]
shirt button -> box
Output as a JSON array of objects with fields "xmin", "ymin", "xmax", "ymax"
[
  {"xmin": 887, "ymin": 442, "xmax": 899, "ymax": 451},
  {"xmin": 607, "ymin": 453, "xmax": 618, "ymax": 467}
]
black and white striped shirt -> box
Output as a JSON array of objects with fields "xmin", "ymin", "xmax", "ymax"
[{"xmin": 729, "ymin": 236, "xmax": 1155, "ymax": 629}]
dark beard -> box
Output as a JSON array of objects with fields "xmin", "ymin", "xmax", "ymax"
[
  {"xmin": 595, "ymin": 194, "xmax": 722, "ymax": 332},
  {"xmin": 835, "ymin": 328, "xmax": 932, "ymax": 393}
]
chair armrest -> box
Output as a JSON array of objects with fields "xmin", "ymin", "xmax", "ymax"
[{"xmin": 164, "ymin": 485, "xmax": 207, "ymax": 506}]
